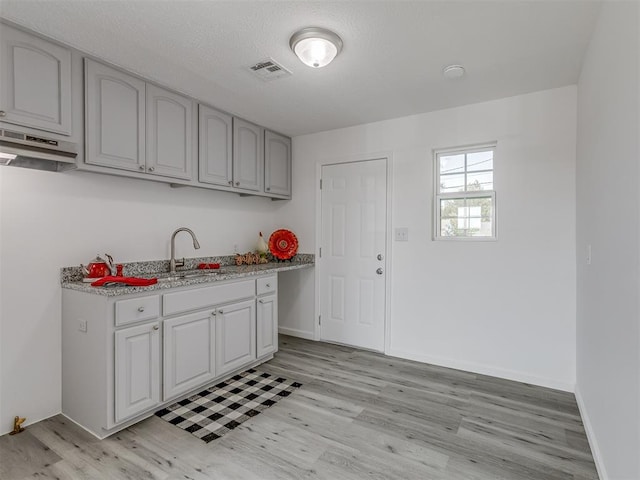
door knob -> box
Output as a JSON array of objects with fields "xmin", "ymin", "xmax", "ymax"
[
  {"xmin": 376, "ymin": 268, "xmax": 383, "ymax": 275},
  {"xmin": 377, "ymin": 254, "xmax": 383, "ymax": 261}
]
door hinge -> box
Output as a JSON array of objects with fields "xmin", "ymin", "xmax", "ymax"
[
  {"xmin": 319, "ymin": 247, "xmax": 322, "ymax": 258},
  {"xmin": 319, "ymin": 315, "xmax": 322, "ymax": 325},
  {"xmin": 319, "ymin": 179, "xmax": 323, "ymax": 189}
]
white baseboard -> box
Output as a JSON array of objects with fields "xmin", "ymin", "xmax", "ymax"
[
  {"xmin": 386, "ymin": 348, "xmax": 575, "ymax": 392},
  {"xmin": 0, "ymin": 411, "xmax": 61, "ymax": 437},
  {"xmin": 278, "ymin": 327, "xmax": 315, "ymax": 340},
  {"xmin": 575, "ymin": 385, "xmax": 608, "ymax": 480}
]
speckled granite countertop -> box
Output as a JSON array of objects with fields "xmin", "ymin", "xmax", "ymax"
[{"xmin": 61, "ymin": 254, "xmax": 314, "ymax": 297}]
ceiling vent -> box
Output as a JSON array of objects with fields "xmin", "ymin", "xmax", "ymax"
[{"xmin": 247, "ymin": 58, "xmax": 292, "ymax": 82}]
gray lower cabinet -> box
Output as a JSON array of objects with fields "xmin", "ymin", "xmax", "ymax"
[
  {"xmin": 85, "ymin": 59, "xmax": 146, "ymax": 171},
  {"xmin": 62, "ymin": 274, "xmax": 277, "ymax": 439},
  {"xmin": 215, "ymin": 299, "xmax": 257, "ymax": 376},
  {"xmin": 257, "ymin": 294, "xmax": 278, "ymax": 358},
  {"xmin": 233, "ymin": 117, "xmax": 264, "ymax": 192},
  {"xmin": 163, "ymin": 311, "xmax": 216, "ymax": 400},
  {"xmin": 264, "ymin": 130, "xmax": 292, "ymax": 198},
  {"xmin": 0, "ymin": 24, "xmax": 72, "ymax": 135},
  {"xmin": 114, "ymin": 321, "xmax": 161, "ymax": 423},
  {"xmin": 199, "ymin": 104, "xmax": 233, "ymax": 187},
  {"xmin": 256, "ymin": 275, "xmax": 278, "ymax": 358}
]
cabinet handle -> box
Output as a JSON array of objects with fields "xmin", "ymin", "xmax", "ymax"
[
  {"xmin": 258, "ymin": 300, "xmax": 264, "ymax": 304},
  {"xmin": 152, "ymin": 325, "xmax": 159, "ymax": 331},
  {"xmin": 0, "ymin": 111, "xmax": 6, "ymax": 117},
  {"xmin": 139, "ymin": 165, "xmax": 145, "ymax": 171},
  {"xmin": 218, "ymin": 310, "xmax": 224, "ymax": 314},
  {"xmin": 138, "ymin": 306, "xmax": 145, "ymax": 312},
  {"xmin": 148, "ymin": 166, "xmax": 155, "ymax": 172}
]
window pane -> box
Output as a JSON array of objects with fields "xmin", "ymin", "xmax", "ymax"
[
  {"xmin": 439, "ymin": 154, "xmax": 464, "ymax": 175},
  {"xmin": 440, "ymin": 173, "xmax": 465, "ymax": 193},
  {"xmin": 466, "ymin": 171, "xmax": 493, "ymax": 191},
  {"xmin": 467, "ymin": 150, "xmax": 493, "ymax": 171},
  {"xmin": 467, "ymin": 196, "xmax": 493, "ymax": 237},
  {"xmin": 439, "ymin": 196, "xmax": 493, "ymax": 237}
]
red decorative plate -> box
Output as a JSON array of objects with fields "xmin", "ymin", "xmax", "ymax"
[{"xmin": 269, "ymin": 229, "xmax": 298, "ymax": 260}]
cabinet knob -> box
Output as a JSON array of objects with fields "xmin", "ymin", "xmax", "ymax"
[
  {"xmin": 376, "ymin": 268, "xmax": 383, "ymax": 275},
  {"xmin": 138, "ymin": 306, "xmax": 145, "ymax": 312},
  {"xmin": 266, "ymin": 187, "xmax": 271, "ymax": 191},
  {"xmin": 148, "ymin": 166, "xmax": 155, "ymax": 172},
  {"xmin": 258, "ymin": 299, "xmax": 264, "ymax": 304},
  {"xmin": 0, "ymin": 111, "xmax": 6, "ymax": 117},
  {"xmin": 235, "ymin": 182, "xmax": 240, "ymax": 186},
  {"xmin": 218, "ymin": 310, "xmax": 224, "ymax": 314},
  {"xmin": 228, "ymin": 180, "xmax": 233, "ymax": 185},
  {"xmin": 152, "ymin": 325, "xmax": 159, "ymax": 331},
  {"xmin": 211, "ymin": 311, "xmax": 216, "ymax": 316},
  {"xmin": 377, "ymin": 254, "xmax": 383, "ymax": 261},
  {"xmin": 265, "ymin": 284, "xmax": 270, "ymax": 288}
]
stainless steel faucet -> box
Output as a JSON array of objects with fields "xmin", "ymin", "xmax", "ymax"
[{"xmin": 170, "ymin": 227, "xmax": 201, "ymax": 274}]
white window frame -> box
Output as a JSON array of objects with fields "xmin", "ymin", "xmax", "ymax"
[{"xmin": 433, "ymin": 143, "xmax": 497, "ymax": 241}]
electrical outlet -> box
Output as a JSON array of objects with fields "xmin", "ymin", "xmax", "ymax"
[
  {"xmin": 79, "ymin": 320, "xmax": 87, "ymax": 333},
  {"xmin": 395, "ymin": 227, "xmax": 409, "ymax": 242}
]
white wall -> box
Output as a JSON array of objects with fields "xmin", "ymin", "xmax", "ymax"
[
  {"xmin": 575, "ymin": 1, "xmax": 640, "ymax": 479},
  {"xmin": 0, "ymin": 168, "xmax": 288, "ymax": 434},
  {"xmin": 281, "ymin": 86, "xmax": 577, "ymax": 390}
]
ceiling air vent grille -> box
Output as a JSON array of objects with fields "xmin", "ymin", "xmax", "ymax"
[{"xmin": 247, "ymin": 58, "xmax": 292, "ymax": 82}]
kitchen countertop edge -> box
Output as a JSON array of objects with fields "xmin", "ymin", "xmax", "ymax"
[{"xmin": 62, "ymin": 260, "xmax": 314, "ymax": 297}]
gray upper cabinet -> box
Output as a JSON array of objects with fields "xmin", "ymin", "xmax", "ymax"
[
  {"xmin": 233, "ymin": 118, "xmax": 264, "ymax": 192},
  {"xmin": 0, "ymin": 24, "xmax": 72, "ymax": 135},
  {"xmin": 85, "ymin": 59, "xmax": 145, "ymax": 171},
  {"xmin": 264, "ymin": 130, "xmax": 292, "ymax": 198},
  {"xmin": 146, "ymin": 84, "xmax": 193, "ymax": 180},
  {"xmin": 198, "ymin": 104, "xmax": 232, "ymax": 187}
]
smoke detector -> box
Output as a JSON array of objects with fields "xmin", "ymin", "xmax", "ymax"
[
  {"xmin": 443, "ymin": 64, "xmax": 465, "ymax": 79},
  {"xmin": 247, "ymin": 58, "xmax": 292, "ymax": 82}
]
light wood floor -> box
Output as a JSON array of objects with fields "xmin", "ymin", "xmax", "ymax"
[{"xmin": 1, "ymin": 335, "xmax": 598, "ymax": 479}]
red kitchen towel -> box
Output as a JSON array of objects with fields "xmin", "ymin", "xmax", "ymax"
[{"xmin": 91, "ymin": 276, "xmax": 158, "ymax": 287}]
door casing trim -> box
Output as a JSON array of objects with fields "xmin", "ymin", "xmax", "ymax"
[{"xmin": 314, "ymin": 152, "xmax": 394, "ymax": 354}]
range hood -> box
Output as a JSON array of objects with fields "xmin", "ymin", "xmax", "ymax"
[{"xmin": 0, "ymin": 128, "xmax": 78, "ymax": 172}]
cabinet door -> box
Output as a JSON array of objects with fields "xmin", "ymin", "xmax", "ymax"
[
  {"xmin": 146, "ymin": 84, "xmax": 193, "ymax": 180},
  {"xmin": 0, "ymin": 25, "xmax": 72, "ymax": 135},
  {"xmin": 85, "ymin": 59, "xmax": 145, "ymax": 171},
  {"xmin": 163, "ymin": 311, "xmax": 216, "ymax": 400},
  {"xmin": 232, "ymin": 118, "xmax": 263, "ymax": 192},
  {"xmin": 199, "ymin": 104, "xmax": 232, "ymax": 186},
  {"xmin": 264, "ymin": 131, "xmax": 291, "ymax": 198},
  {"xmin": 257, "ymin": 294, "xmax": 278, "ymax": 358},
  {"xmin": 115, "ymin": 322, "xmax": 160, "ymax": 423},
  {"xmin": 216, "ymin": 299, "xmax": 256, "ymax": 376}
]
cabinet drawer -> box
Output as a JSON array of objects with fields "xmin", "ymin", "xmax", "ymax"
[
  {"xmin": 115, "ymin": 295, "xmax": 160, "ymax": 326},
  {"xmin": 163, "ymin": 279, "xmax": 255, "ymax": 317},
  {"xmin": 256, "ymin": 275, "xmax": 277, "ymax": 296}
]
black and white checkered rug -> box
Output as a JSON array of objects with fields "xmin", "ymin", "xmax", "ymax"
[{"xmin": 155, "ymin": 369, "xmax": 302, "ymax": 443}]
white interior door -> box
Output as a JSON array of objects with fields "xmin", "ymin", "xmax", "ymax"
[{"xmin": 320, "ymin": 158, "xmax": 387, "ymax": 351}]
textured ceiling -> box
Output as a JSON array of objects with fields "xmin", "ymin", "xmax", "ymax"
[{"xmin": 0, "ymin": 0, "xmax": 602, "ymax": 136}]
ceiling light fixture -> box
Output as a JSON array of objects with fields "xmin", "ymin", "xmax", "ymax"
[
  {"xmin": 443, "ymin": 64, "xmax": 466, "ymax": 79},
  {"xmin": 290, "ymin": 27, "xmax": 343, "ymax": 68}
]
